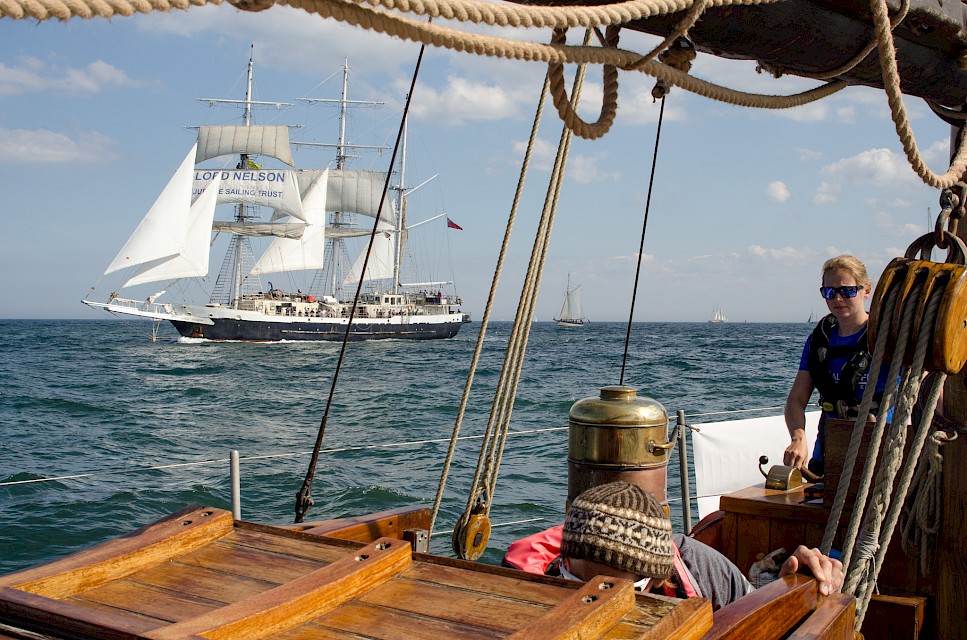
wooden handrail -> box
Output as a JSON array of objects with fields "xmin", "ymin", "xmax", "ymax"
[{"xmin": 703, "ymin": 574, "xmax": 818, "ymax": 640}]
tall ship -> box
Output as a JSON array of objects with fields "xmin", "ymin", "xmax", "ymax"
[
  {"xmin": 83, "ymin": 54, "xmax": 470, "ymax": 342},
  {"xmin": 708, "ymin": 306, "xmax": 727, "ymax": 323}
]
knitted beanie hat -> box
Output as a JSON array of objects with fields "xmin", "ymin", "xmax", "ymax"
[{"xmin": 561, "ymin": 481, "xmax": 674, "ymax": 580}]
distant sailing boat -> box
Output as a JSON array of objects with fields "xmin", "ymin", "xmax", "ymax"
[
  {"xmin": 554, "ymin": 275, "xmax": 587, "ymax": 327},
  {"xmin": 709, "ymin": 306, "xmax": 727, "ymax": 323},
  {"xmin": 808, "ymin": 308, "xmax": 818, "ymax": 324}
]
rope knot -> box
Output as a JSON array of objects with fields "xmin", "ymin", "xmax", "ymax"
[{"xmin": 228, "ymin": 0, "xmax": 275, "ymax": 12}]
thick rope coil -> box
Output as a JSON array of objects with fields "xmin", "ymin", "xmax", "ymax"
[
  {"xmin": 869, "ymin": 0, "xmax": 967, "ymax": 187},
  {"xmin": 901, "ymin": 426, "xmax": 956, "ymax": 576},
  {"xmin": 337, "ymin": 0, "xmax": 778, "ymax": 31},
  {"xmin": 283, "ymin": 0, "xmax": 847, "ymax": 108},
  {"xmin": 548, "ymin": 26, "xmax": 619, "ymax": 140},
  {"xmin": 0, "ymin": 0, "xmax": 209, "ymax": 21}
]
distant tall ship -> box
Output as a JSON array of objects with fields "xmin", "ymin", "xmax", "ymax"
[
  {"xmin": 554, "ymin": 275, "xmax": 588, "ymax": 327},
  {"xmin": 708, "ymin": 306, "xmax": 727, "ymax": 323},
  {"xmin": 83, "ymin": 52, "xmax": 470, "ymax": 341}
]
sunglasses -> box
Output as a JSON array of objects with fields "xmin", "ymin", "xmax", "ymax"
[{"xmin": 819, "ymin": 285, "xmax": 864, "ymax": 300}]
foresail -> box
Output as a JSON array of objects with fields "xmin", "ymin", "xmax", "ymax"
[
  {"xmin": 558, "ymin": 296, "xmax": 571, "ymax": 320},
  {"xmin": 195, "ymin": 125, "xmax": 295, "ymax": 167},
  {"xmin": 251, "ymin": 170, "xmax": 328, "ymax": 275},
  {"xmin": 105, "ymin": 144, "xmax": 196, "ymax": 275},
  {"xmin": 123, "ymin": 175, "xmax": 222, "ymax": 288},
  {"xmin": 343, "ymin": 221, "xmax": 395, "ymax": 285},
  {"xmin": 212, "ymin": 222, "xmax": 306, "ymax": 239},
  {"xmin": 193, "ymin": 169, "xmax": 305, "ymax": 221},
  {"xmin": 327, "ymin": 169, "xmax": 394, "ymax": 223}
]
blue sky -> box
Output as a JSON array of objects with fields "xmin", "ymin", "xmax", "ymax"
[{"xmin": 1, "ymin": 6, "xmax": 952, "ymax": 321}]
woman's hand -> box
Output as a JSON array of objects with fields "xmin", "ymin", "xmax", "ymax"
[{"xmin": 783, "ymin": 432, "xmax": 810, "ymax": 469}]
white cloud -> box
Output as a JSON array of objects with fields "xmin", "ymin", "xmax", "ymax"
[
  {"xmin": 813, "ymin": 147, "xmax": 920, "ymax": 203},
  {"xmin": 138, "ymin": 5, "xmax": 415, "ymax": 78},
  {"xmin": 766, "ymin": 180, "xmax": 790, "ymax": 202},
  {"xmin": 511, "ymin": 137, "xmax": 556, "ymax": 172},
  {"xmin": 567, "ymin": 153, "xmax": 621, "ymax": 184},
  {"xmin": 747, "ymin": 245, "xmax": 811, "ymax": 261},
  {"xmin": 409, "ymin": 76, "xmax": 518, "ymax": 125},
  {"xmin": 797, "ymin": 148, "xmax": 823, "ymax": 161},
  {"xmin": 0, "ymin": 129, "xmax": 116, "ymax": 164},
  {"xmin": 873, "ymin": 211, "xmax": 925, "ymax": 238},
  {"xmin": 0, "ymin": 57, "xmax": 137, "ymax": 96}
]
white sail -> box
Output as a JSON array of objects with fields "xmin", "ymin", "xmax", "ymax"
[
  {"xmin": 558, "ymin": 291, "xmax": 572, "ymax": 321},
  {"xmin": 212, "ymin": 221, "xmax": 306, "ymax": 239},
  {"xmin": 343, "ymin": 221, "xmax": 395, "ymax": 285},
  {"xmin": 326, "ymin": 227, "xmax": 375, "ymax": 239},
  {"xmin": 251, "ymin": 171, "xmax": 328, "ymax": 275},
  {"xmin": 193, "ymin": 169, "xmax": 305, "ymax": 221},
  {"xmin": 327, "ymin": 169, "xmax": 393, "ymax": 222},
  {"xmin": 105, "ymin": 144, "xmax": 196, "ymax": 275},
  {"xmin": 195, "ymin": 125, "xmax": 295, "ymax": 166},
  {"xmin": 122, "ymin": 175, "xmax": 222, "ymax": 288}
]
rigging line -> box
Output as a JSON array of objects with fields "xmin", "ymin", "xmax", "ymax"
[
  {"xmin": 293, "ymin": 42, "xmax": 427, "ymax": 524},
  {"xmin": 480, "ymin": 31, "xmax": 591, "ymax": 515},
  {"xmin": 620, "ymin": 95, "xmax": 666, "ymax": 386},
  {"xmin": 430, "ymin": 73, "xmax": 549, "ymax": 537}
]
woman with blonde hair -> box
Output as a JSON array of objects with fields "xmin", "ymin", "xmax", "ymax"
[{"xmin": 783, "ymin": 255, "xmax": 884, "ymax": 476}]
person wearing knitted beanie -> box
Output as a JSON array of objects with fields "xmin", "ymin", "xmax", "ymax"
[
  {"xmin": 551, "ymin": 481, "xmax": 844, "ymax": 609},
  {"xmin": 560, "ymin": 481, "xmax": 675, "ymax": 592}
]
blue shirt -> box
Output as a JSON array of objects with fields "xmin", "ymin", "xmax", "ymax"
[{"xmin": 798, "ymin": 321, "xmax": 891, "ymax": 464}]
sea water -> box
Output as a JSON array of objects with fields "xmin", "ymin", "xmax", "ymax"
[{"xmin": 0, "ymin": 319, "xmax": 808, "ymax": 574}]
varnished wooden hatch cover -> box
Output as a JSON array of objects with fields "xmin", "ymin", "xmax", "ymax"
[{"xmin": 0, "ymin": 506, "xmax": 712, "ymax": 639}]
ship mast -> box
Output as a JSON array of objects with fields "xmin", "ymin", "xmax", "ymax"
[
  {"xmin": 232, "ymin": 47, "xmax": 256, "ymax": 310},
  {"xmin": 204, "ymin": 45, "xmax": 291, "ymax": 309},
  {"xmin": 393, "ymin": 113, "xmax": 408, "ymax": 295},
  {"xmin": 301, "ymin": 60, "xmax": 387, "ymax": 300}
]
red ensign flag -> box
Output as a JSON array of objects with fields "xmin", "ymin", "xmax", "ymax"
[{"xmin": 446, "ymin": 217, "xmax": 463, "ymax": 230}]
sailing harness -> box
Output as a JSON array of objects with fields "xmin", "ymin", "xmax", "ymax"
[{"xmin": 806, "ymin": 314, "xmax": 878, "ymax": 419}]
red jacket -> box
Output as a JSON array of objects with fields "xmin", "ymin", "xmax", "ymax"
[{"xmin": 503, "ymin": 525, "xmax": 699, "ymax": 599}]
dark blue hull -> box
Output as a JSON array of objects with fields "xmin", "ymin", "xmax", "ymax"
[{"xmin": 169, "ymin": 317, "xmax": 468, "ymax": 341}]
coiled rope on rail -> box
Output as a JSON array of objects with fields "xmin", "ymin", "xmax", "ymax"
[{"xmin": 901, "ymin": 424, "xmax": 956, "ymax": 576}]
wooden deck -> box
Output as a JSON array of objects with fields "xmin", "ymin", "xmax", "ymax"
[{"xmin": 0, "ymin": 506, "xmax": 712, "ymax": 639}]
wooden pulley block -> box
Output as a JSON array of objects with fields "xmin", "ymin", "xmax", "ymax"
[
  {"xmin": 452, "ymin": 513, "xmax": 491, "ymax": 561},
  {"xmin": 869, "ymin": 257, "xmax": 967, "ymax": 374}
]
